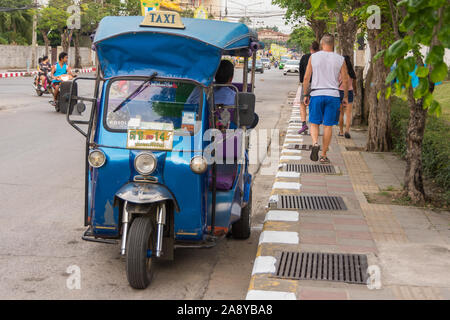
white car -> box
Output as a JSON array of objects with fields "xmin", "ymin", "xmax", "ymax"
[
  {"xmin": 261, "ymin": 58, "xmax": 271, "ymax": 69},
  {"xmin": 283, "ymin": 60, "xmax": 300, "ymax": 75}
]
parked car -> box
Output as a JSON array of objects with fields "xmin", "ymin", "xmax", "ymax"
[
  {"xmin": 283, "ymin": 59, "xmax": 300, "ymax": 75},
  {"xmin": 248, "ymin": 59, "xmax": 264, "ymax": 73},
  {"xmin": 260, "ymin": 58, "xmax": 271, "ymax": 69}
]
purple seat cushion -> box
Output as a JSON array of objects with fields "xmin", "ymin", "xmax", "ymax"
[{"xmin": 209, "ymin": 164, "xmax": 237, "ymax": 191}]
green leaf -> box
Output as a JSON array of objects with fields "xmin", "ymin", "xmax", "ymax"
[
  {"xmin": 325, "ymin": 0, "xmax": 336, "ymax": 9},
  {"xmin": 311, "ymin": 0, "xmax": 322, "ymax": 10},
  {"xmin": 377, "ymin": 90, "xmax": 381, "ymax": 101},
  {"xmin": 373, "ymin": 50, "xmax": 385, "ymax": 62},
  {"xmin": 430, "ymin": 62, "xmax": 448, "ymax": 83},
  {"xmin": 413, "ymin": 78, "xmax": 429, "ymax": 99},
  {"xmin": 428, "ymin": 100, "xmax": 441, "ymax": 117},
  {"xmin": 422, "ymin": 93, "xmax": 433, "ymax": 109},
  {"xmin": 385, "ymin": 86, "xmax": 392, "ymax": 99},
  {"xmin": 385, "ymin": 40, "xmax": 409, "ymax": 67},
  {"xmin": 425, "ymin": 45, "xmax": 444, "ymax": 65},
  {"xmin": 416, "ymin": 66, "xmax": 429, "ymax": 78},
  {"xmin": 385, "ymin": 70, "xmax": 397, "ymax": 85},
  {"xmin": 404, "ymin": 57, "xmax": 416, "ymax": 72}
]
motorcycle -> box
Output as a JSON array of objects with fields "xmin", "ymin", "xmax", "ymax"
[
  {"xmin": 51, "ymin": 74, "xmax": 77, "ymax": 113},
  {"xmin": 33, "ymin": 72, "xmax": 54, "ymax": 96}
]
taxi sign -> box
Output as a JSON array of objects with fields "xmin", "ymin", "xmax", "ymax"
[{"xmin": 140, "ymin": 10, "xmax": 185, "ymax": 29}]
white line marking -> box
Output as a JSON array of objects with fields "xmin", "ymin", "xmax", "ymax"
[
  {"xmin": 273, "ymin": 182, "xmax": 301, "ymax": 190},
  {"xmin": 276, "ymin": 171, "xmax": 300, "ymax": 178},
  {"xmin": 280, "ymin": 155, "xmax": 302, "ymax": 161},
  {"xmin": 251, "ymin": 256, "xmax": 277, "ymax": 275},
  {"xmin": 246, "ymin": 290, "xmax": 297, "ymax": 300},
  {"xmin": 259, "ymin": 231, "xmax": 299, "ymax": 244},
  {"xmin": 265, "ymin": 210, "xmax": 299, "ymax": 222}
]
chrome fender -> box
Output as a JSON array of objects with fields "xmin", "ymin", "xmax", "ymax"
[{"xmin": 115, "ymin": 182, "xmax": 180, "ymax": 212}]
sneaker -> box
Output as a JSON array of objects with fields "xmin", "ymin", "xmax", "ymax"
[
  {"xmin": 345, "ymin": 132, "xmax": 351, "ymax": 139},
  {"xmin": 310, "ymin": 144, "xmax": 320, "ymax": 162},
  {"xmin": 40, "ymin": 86, "xmax": 46, "ymax": 92},
  {"xmin": 298, "ymin": 123, "xmax": 308, "ymax": 135}
]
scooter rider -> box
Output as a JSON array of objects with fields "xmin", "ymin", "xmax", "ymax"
[
  {"xmin": 38, "ymin": 56, "xmax": 51, "ymax": 91},
  {"xmin": 51, "ymin": 52, "xmax": 74, "ymax": 106}
]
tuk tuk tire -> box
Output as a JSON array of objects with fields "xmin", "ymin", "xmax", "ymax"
[
  {"xmin": 126, "ymin": 216, "xmax": 154, "ymax": 289},
  {"xmin": 232, "ymin": 190, "xmax": 252, "ymax": 240}
]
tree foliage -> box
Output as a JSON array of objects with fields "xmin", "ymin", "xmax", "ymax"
[
  {"xmin": 0, "ymin": 0, "xmax": 33, "ymax": 45},
  {"xmin": 288, "ymin": 25, "xmax": 315, "ymax": 54}
]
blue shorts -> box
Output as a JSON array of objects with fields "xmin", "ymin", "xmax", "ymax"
[
  {"xmin": 309, "ymin": 96, "xmax": 341, "ymax": 126},
  {"xmin": 339, "ymin": 90, "xmax": 354, "ymax": 103}
]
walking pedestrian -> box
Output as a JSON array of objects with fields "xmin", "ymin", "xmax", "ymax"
[
  {"xmin": 298, "ymin": 41, "xmax": 319, "ymax": 135},
  {"xmin": 302, "ymin": 34, "xmax": 349, "ymax": 164},
  {"xmin": 338, "ymin": 55, "xmax": 357, "ymax": 139}
]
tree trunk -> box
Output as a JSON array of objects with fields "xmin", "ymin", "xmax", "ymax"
[
  {"xmin": 363, "ymin": 61, "xmax": 373, "ymax": 124},
  {"xmin": 308, "ymin": 18, "xmax": 327, "ymax": 42},
  {"xmin": 61, "ymin": 29, "xmax": 74, "ymax": 53},
  {"xmin": 403, "ymin": 90, "xmax": 427, "ymax": 204},
  {"xmin": 41, "ymin": 30, "xmax": 50, "ymax": 57},
  {"xmin": 352, "ymin": 66, "xmax": 364, "ymax": 125},
  {"xmin": 74, "ymin": 31, "xmax": 81, "ymax": 69},
  {"xmin": 366, "ymin": 29, "xmax": 392, "ymax": 152},
  {"xmin": 335, "ymin": 13, "xmax": 357, "ymax": 58}
]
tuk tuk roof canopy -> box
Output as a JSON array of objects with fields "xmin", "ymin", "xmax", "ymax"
[{"xmin": 94, "ymin": 16, "xmax": 260, "ymax": 86}]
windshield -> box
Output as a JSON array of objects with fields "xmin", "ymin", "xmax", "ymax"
[
  {"xmin": 105, "ymin": 79, "xmax": 201, "ymax": 134},
  {"xmin": 286, "ymin": 60, "xmax": 299, "ymax": 65}
]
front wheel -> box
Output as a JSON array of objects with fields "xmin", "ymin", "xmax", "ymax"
[
  {"xmin": 126, "ymin": 216, "xmax": 154, "ymax": 289},
  {"xmin": 232, "ymin": 190, "xmax": 252, "ymax": 239}
]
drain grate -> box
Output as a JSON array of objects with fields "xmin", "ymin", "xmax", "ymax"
[
  {"xmin": 284, "ymin": 164, "xmax": 336, "ymax": 174},
  {"xmin": 276, "ymin": 195, "xmax": 346, "ymax": 210},
  {"xmin": 273, "ymin": 252, "xmax": 369, "ymax": 284},
  {"xmin": 285, "ymin": 144, "xmax": 312, "ymax": 151}
]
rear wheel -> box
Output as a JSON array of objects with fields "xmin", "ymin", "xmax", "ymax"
[
  {"xmin": 232, "ymin": 190, "xmax": 252, "ymax": 239},
  {"xmin": 126, "ymin": 216, "xmax": 155, "ymax": 289}
]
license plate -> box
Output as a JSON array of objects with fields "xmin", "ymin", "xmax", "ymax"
[{"xmin": 127, "ymin": 128, "xmax": 174, "ymax": 151}]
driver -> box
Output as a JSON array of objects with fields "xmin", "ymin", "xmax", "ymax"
[
  {"xmin": 51, "ymin": 52, "xmax": 74, "ymax": 106},
  {"xmin": 187, "ymin": 60, "xmax": 237, "ymax": 130}
]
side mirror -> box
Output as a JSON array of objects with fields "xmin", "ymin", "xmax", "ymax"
[
  {"xmin": 237, "ymin": 92, "xmax": 256, "ymax": 127},
  {"xmin": 72, "ymin": 102, "xmax": 86, "ymax": 115}
]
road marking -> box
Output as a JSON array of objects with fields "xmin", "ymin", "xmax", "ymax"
[
  {"xmin": 276, "ymin": 171, "xmax": 300, "ymax": 178},
  {"xmin": 265, "ymin": 210, "xmax": 299, "ymax": 222},
  {"xmin": 280, "ymin": 155, "xmax": 302, "ymax": 161},
  {"xmin": 246, "ymin": 290, "xmax": 297, "ymax": 300},
  {"xmin": 285, "ymin": 138, "xmax": 303, "ymax": 142},
  {"xmin": 259, "ymin": 231, "xmax": 299, "ymax": 244},
  {"xmin": 251, "ymin": 256, "xmax": 277, "ymax": 275},
  {"xmin": 273, "ymin": 182, "xmax": 301, "ymax": 190}
]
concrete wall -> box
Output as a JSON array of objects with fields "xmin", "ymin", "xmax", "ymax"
[{"xmin": 0, "ymin": 45, "xmax": 96, "ymax": 70}]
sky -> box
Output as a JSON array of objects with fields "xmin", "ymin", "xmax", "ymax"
[
  {"xmin": 37, "ymin": 0, "xmax": 295, "ymax": 34},
  {"xmin": 222, "ymin": 0, "xmax": 294, "ymax": 34}
]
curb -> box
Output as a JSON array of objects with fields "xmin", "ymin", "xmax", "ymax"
[
  {"xmin": 247, "ymin": 88, "xmax": 303, "ymax": 300},
  {"xmin": 0, "ymin": 67, "xmax": 96, "ymax": 79}
]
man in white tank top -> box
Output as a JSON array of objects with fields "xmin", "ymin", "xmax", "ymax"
[{"xmin": 302, "ymin": 35, "xmax": 349, "ymax": 164}]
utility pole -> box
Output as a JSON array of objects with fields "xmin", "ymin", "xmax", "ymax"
[{"xmin": 31, "ymin": 0, "xmax": 38, "ymax": 69}]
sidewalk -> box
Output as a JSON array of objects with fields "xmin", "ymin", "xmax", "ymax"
[{"xmin": 246, "ymin": 87, "xmax": 450, "ymax": 300}]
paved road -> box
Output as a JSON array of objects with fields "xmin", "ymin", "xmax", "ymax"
[{"xmin": 0, "ymin": 68, "xmax": 298, "ymax": 299}]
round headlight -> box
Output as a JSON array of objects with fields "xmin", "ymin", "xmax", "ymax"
[
  {"xmin": 88, "ymin": 150, "xmax": 106, "ymax": 168},
  {"xmin": 135, "ymin": 152, "xmax": 157, "ymax": 176},
  {"xmin": 190, "ymin": 156, "xmax": 208, "ymax": 174}
]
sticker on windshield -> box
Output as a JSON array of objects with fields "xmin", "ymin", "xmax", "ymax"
[
  {"xmin": 127, "ymin": 122, "xmax": 174, "ymax": 151},
  {"xmin": 181, "ymin": 111, "xmax": 195, "ymax": 132}
]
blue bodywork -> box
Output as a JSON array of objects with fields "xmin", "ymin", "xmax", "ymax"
[
  {"xmin": 94, "ymin": 17, "xmax": 258, "ymax": 85},
  {"xmin": 87, "ymin": 16, "xmax": 258, "ymax": 242}
]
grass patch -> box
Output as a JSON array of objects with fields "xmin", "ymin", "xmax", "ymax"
[{"xmin": 433, "ymin": 81, "xmax": 450, "ymax": 122}]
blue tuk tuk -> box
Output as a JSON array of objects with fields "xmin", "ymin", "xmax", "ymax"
[{"xmin": 65, "ymin": 13, "xmax": 262, "ymax": 289}]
